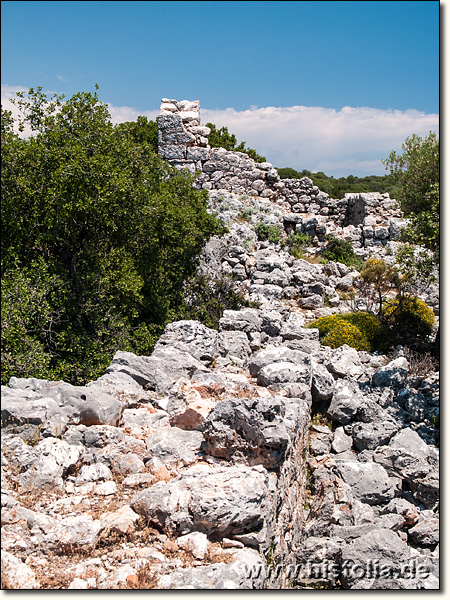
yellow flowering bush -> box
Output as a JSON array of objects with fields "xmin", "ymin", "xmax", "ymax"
[
  {"xmin": 344, "ymin": 312, "xmax": 384, "ymax": 346},
  {"xmin": 322, "ymin": 321, "xmax": 371, "ymax": 351},
  {"xmin": 310, "ymin": 311, "xmax": 384, "ymax": 352},
  {"xmin": 384, "ymin": 295, "xmax": 435, "ymax": 338}
]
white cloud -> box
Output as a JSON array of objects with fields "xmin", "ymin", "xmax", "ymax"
[
  {"xmin": 106, "ymin": 103, "xmax": 159, "ymax": 124},
  {"xmin": 2, "ymin": 84, "xmax": 438, "ymax": 177},
  {"xmin": 1, "ymin": 84, "xmax": 34, "ymax": 135},
  {"xmin": 201, "ymin": 105, "xmax": 439, "ymax": 177},
  {"xmin": 1, "ymin": 85, "xmax": 159, "ymax": 135}
]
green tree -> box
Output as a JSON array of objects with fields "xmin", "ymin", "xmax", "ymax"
[
  {"xmin": 383, "ymin": 132, "xmax": 439, "ymax": 260},
  {"xmin": 1, "ymin": 87, "xmax": 225, "ymax": 384},
  {"xmin": 358, "ymin": 258, "xmax": 401, "ymax": 316},
  {"xmin": 206, "ymin": 122, "xmax": 266, "ymax": 162},
  {"xmin": 383, "ymin": 132, "xmax": 439, "ymax": 357},
  {"xmin": 116, "ymin": 115, "xmax": 158, "ymax": 153}
]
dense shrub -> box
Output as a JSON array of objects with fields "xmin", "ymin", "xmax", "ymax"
[
  {"xmin": 322, "ymin": 321, "xmax": 370, "ymax": 352},
  {"xmin": 174, "ymin": 272, "xmax": 259, "ymax": 330},
  {"xmin": 384, "ymin": 295, "xmax": 435, "ymax": 339},
  {"xmin": 206, "ymin": 122, "xmax": 266, "ymax": 163},
  {"xmin": 1, "ymin": 88, "xmax": 227, "ymax": 385},
  {"xmin": 322, "ymin": 236, "xmax": 362, "ymax": 269},
  {"xmin": 281, "ymin": 232, "xmax": 310, "ymax": 258},
  {"xmin": 310, "ymin": 311, "xmax": 384, "ymax": 352},
  {"xmin": 254, "ymin": 222, "xmax": 281, "ymax": 244}
]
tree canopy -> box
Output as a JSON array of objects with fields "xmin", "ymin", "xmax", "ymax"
[
  {"xmin": 383, "ymin": 131, "xmax": 439, "ymax": 261},
  {"xmin": 1, "ymin": 87, "xmax": 226, "ymax": 384},
  {"xmin": 205, "ymin": 122, "xmax": 266, "ymax": 163},
  {"xmin": 276, "ymin": 167, "xmax": 401, "ymax": 199}
]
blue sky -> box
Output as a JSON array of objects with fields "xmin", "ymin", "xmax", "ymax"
[{"xmin": 1, "ymin": 0, "xmax": 440, "ymax": 176}]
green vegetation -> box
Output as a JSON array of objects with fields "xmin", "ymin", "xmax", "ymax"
[
  {"xmin": 358, "ymin": 258, "xmax": 401, "ymax": 316},
  {"xmin": 174, "ymin": 272, "xmax": 259, "ymax": 330},
  {"xmin": 384, "ymin": 295, "xmax": 435, "ymax": 341},
  {"xmin": 383, "ymin": 132, "xmax": 439, "ymax": 261},
  {"xmin": 281, "ymin": 232, "xmax": 311, "ymax": 259},
  {"xmin": 1, "ymin": 87, "xmax": 228, "ymax": 385},
  {"xmin": 384, "ymin": 131, "xmax": 439, "ymax": 358},
  {"xmin": 311, "ymin": 255, "xmax": 435, "ymax": 354},
  {"xmin": 206, "ymin": 122, "xmax": 266, "ymax": 163},
  {"xmin": 276, "ymin": 167, "xmax": 400, "ymax": 199},
  {"xmin": 254, "ymin": 222, "xmax": 281, "ymax": 244},
  {"xmin": 322, "ymin": 236, "xmax": 363, "ymax": 269},
  {"xmin": 310, "ymin": 312, "xmax": 384, "ymax": 352},
  {"xmin": 115, "ymin": 115, "xmax": 159, "ymax": 153}
]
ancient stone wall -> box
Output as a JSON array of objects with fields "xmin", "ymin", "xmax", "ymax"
[{"xmin": 158, "ymin": 99, "xmax": 406, "ymax": 250}]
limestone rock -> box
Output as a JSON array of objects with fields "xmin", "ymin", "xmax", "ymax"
[
  {"xmin": 334, "ymin": 459, "xmax": 397, "ymax": 505},
  {"xmin": 201, "ymin": 396, "xmax": 304, "ymax": 468},
  {"xmin": 326, "ymin": 380, "xmax": 360, "ymax": 425},
  {"xmin": 145, "ymin": 427, "xmax": 204, "ymax": 467},
  {"xmin": 131, "ymin": 464, "xmax": 269, "ymax": 537},
  {"xmin": 326, "ymin": 345, "xmax": 364, "ymax": 379},
  {"xmin": 372, "ymin": 357, "xmax": 409, "ymax": 388}
]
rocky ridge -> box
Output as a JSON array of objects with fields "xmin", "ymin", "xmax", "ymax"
[{"xmin": 0, "ymin": 99, "xmax": 439, "ymax": 590}]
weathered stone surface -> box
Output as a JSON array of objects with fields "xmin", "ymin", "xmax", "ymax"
[
  {"xmin": 217, "ymin": 330, "xmax": 252, "ymax": 364},
  {"xmin": 372, "ymin": 357, "xmax": 409, "ymax": 388},
  {"xmin": 340, "ymin": 529, "xmax": 412, "ymax": 589},
  {"xmin": 75, "ymin": 462, "xmax": 113, "ymax": 484},
  {"xmin": 309, "ymin": 429, "xmax": 333, "ymax": 456},
  {"xmin": 219, "ymin": 309, "xmax": 262, "ymax": 333},
  {"xmin": 145, "ymin": 427, "xmax": 204, "ymax": 467},
  {"xmin": 311, "ymin": 363, "xmax": 335, "ymax": 401},
  {"xmin": 332, "ymin": 427, "xmax": 353, "ymax": 453},
  {"xmin": 155, "ymin": 320, "xmax": 219, "ymax": 364},
  {"xmin": 158, "ymin": 548, "xmax": 266, "ymax": 589},
  {"xmin": 326, "ymin": 380, "xmax": 360, "ymax": 425},
  {"xmin": 334, "ymin": 460, "xmax": 397, "ymax": 505},
  {"xmin": 131, "ymin": 464, "xmax": 268, "ymax": 537},
  {"xmin": 257, "ymin": 360, "xmax": 312, "ymax": 388},
  {"xmin": 408, "ymin": 515, "xmax": 439, "ymax": 548},
  {"xmin": 99, "ymin": 505, "xmax": 140, "ymax": 537},
  {"xmin": 1, "ymin": 551, "xmax": 40, "ymax": 589},
  {"xmin": 106, "ymin": 348, "xmax": 208, "ymax": 393},
  {"xmin": 352, "ymin": 421, "xmax": 399, "ymax": 451},
  {"xmin": 176, "ymin": 531, "xmax": 209, "ymax": 559},
  {"xmin": 2, "ymin": 379, "xmax": 124, "ymax": 435},
  {"xmin": 169, "ymin": 395, "xmax": 216, "ymax": 431},
  {"xmin": 17, "ymin": 438, "xmax": 83, "ymax": 489},
  {"xmin": 326, "ymin": 345, "xmax": 364, "ymax": 379},
  {"xmin": 32, "ymin": 514, "xmax": 103, "ymax": 553},
  {"xmin": 201, "ymin": 396, "xmax": 304, "ymax": 468},
  {"xmin": 248, "ymin": 347, "xmax": 311, "ymax": 378}
]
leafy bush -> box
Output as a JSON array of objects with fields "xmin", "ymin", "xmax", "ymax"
[
  {"xmin": 322, "ymin": 236, "xmax": 362, "ymax": 269},
  {"xmin": 310, "ymin": 311, "xmax": 384, "ymax": 352},
  {"xmin": 384, "ymin": 295, "xmax": 435, "ymax": 339},
  {"xmin": 358, "ymin": 258, "xmax": 401, "ymax": 316},
  {"xmin": 175, "ymin": 272, "xmax": 259, "ymax": 330},
  {"xmin": 254, "ymin": 222, "xmax": 281, "ymax": 244},
  {"xmin": 1, "ymin": 88, "xmax": 226, "ymax": 384},
  {"xmin": 206, "ymin": 122, "xmax": 266, "ymax": 163},
  {"xmin": 282, "ymin": 232, "xmax": 310, "ymax": 259},
  {"xmin": 322, "ymin": 321, "xmax": 370, "ymax": 352}
]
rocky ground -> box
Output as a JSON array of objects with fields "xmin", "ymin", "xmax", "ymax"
[{"xmin": 1, "ymin": 188, "xmax": 439, "ymax": 589}]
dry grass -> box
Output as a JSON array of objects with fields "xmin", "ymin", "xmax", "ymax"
[
  {"xmin": 123, "ymin": 565, "xmax": 160, "ymax": 589},
  {"xmin": 403, "ymin": 347, "xmax": 438, "ymax": 378}
]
